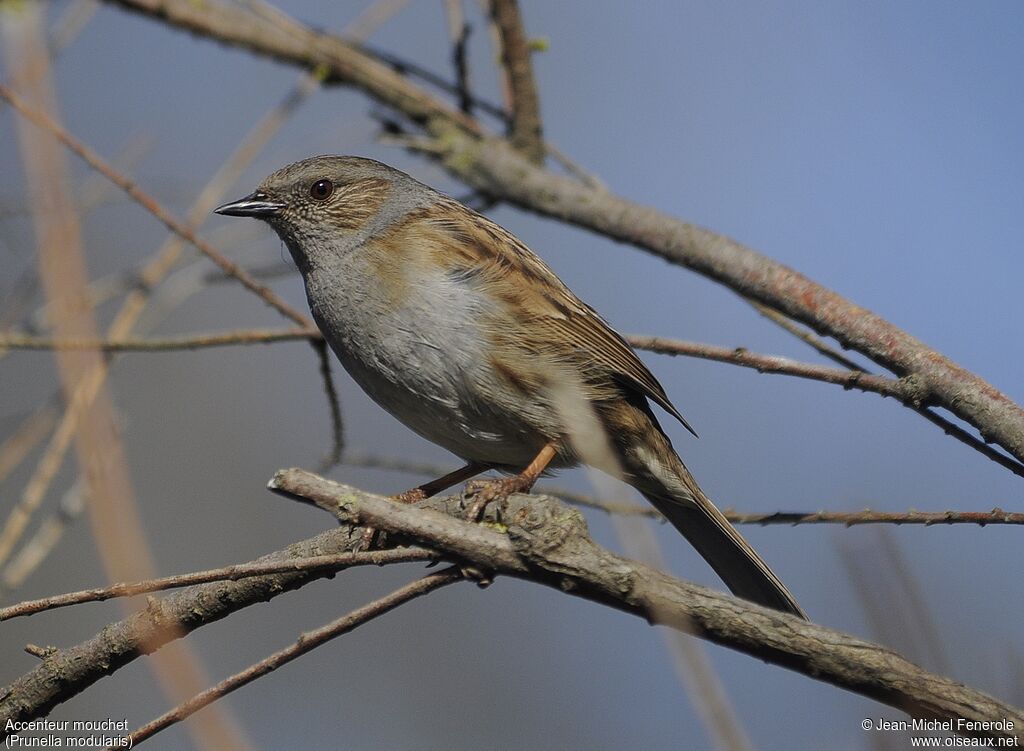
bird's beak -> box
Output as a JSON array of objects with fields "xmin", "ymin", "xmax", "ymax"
[{"xmin": 213, "ymin": 192, "xmax": 286, "ymax": 217}]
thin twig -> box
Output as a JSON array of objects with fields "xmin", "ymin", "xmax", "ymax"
[
  {"xmin": 628, "ymin": 334, "xmax": 1024, "ymax": 479},
  {"xmin": 9, "ymin": 327, "xmax": 1024, "ymax": 478},
  {"xmin": 344, "ymin": 450, "xmax": 1024, "ymax": 526},
  {"xmin": 444, "ymin": 0, "xmax": 473, "ymax": 114},
  {"xmin": 362, "ymin": 42, "xmax": 508, "ymax": 121},
  {"xmin": 487, "ymin": 0, "xmax": 543, "ymax": 162},
  {"xmin": 0, "ymin": 328, "xmax": 316, "ymax": 351},
  {"xmin": 0, "ymin": 548, "xmax": 436, "ymax": 621},
  {"xmin": 629, "ymin": 334, "xmax": 898, "ymax": 395},
  {"xmin": 724, "ymin": 508, "xmax": 1024, "ymax": 527},
  {"xmin": 123, "ymin": 567, "xmax": 463, "ymax": 748},
  {"xmin": 0, "ymin": 82, "xmax": 312, "ymax": 329},
  {"xmin": 312, "ymin": 338, "xmax": 345, "ymax": 468},
  {"xmin": 745, "ymin": 297, "xmax": 867, "ymax": 371}
]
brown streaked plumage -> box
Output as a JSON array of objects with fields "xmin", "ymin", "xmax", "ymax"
[{"xmin": 215, "ymin": 155, "xmax": 806, "ymax": 618}]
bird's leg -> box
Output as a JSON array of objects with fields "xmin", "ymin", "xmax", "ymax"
[
  {"xmin": 391, "ymin": 462, "xmax": 488, "ymax": 503},
  {"xmin": 359, "ymin": 462, "xmax": 489, "ymax": 551},
  {"xmin": 465, "ymin": 443, "xmax": 558, "ymax": 521}
]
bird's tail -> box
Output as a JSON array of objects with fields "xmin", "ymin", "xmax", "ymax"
[{"xmin": 610, "ymin": 404, "xmax": 807, "ymax": 618}]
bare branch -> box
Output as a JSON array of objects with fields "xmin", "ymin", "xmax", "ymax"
[
  {"xmin": 0, "ymin": 328, "xmax": 316, "ymax": 352},
  {"xmin": 744, "ymin": 297, "xmax": 866, "ymax": 371},
  {"xmin": 0, "ymin": 523, "xmax": 370, "ymax": 724},
  {"xmin": 487, "ymin": 0, "xmax": 544, "ymax": 162},
  {"xmin": 3, "ymin": 473, "xmax": 1021, "ymax": 741},
  {"xmin": 125, "ymin": 567, "xmax": 462, "ymax": 748},
  {"xmin": 344, "ymin": 452, "xmax": 1024, "ymax": 526},
  {"xmin": 627, "ymin": 334, "xmax": 1024, "ymax": 479},
  {"xmin": 268, "ymin": 469, "xmax": 1024, "ymax": 743},
  {"xmin": 0, "ymin": 548, "xmax": 435, "ymax": 621},
  {"xmin": 312, "ymin": 338, "xmax": 345, "ymax": 468},
  {"xmin": 724, "ymin": 508, "xmax": 1024, "ymax": 527}
]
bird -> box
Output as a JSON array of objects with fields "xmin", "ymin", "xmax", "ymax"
[{"xmin": 215, "ymin": 155, "xmax": 806, "ymax": 618}]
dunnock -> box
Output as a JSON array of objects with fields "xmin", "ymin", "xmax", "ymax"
[{"xmin": 216, "ymin": 156, "xmax": 805, "ymax": 618}]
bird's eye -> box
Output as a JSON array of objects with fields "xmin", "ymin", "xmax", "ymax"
[{"xmin": 310, "ymin": 179, "xmax": 334, "ymax": 201}]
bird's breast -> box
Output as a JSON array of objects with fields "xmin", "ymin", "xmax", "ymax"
[{"xmin": 302, "ymin": 253, "xmax": 557, "ymax": 466}]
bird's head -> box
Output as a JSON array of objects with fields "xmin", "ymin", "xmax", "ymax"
[{"xmin": 215, "ymin": 155, "xmax": 433, "ymax": 269}]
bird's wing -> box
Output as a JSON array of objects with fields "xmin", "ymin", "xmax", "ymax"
[{"xmin": 424, "ymin": 199, "xmax": 697, "ymax": 437}]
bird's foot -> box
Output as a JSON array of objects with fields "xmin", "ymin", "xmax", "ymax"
[
  {"xmin": 464, "ymin": 474, "xmax": 535, "ymax": 522},
  {"xmin": 390, "ymin": 487, "xmax": 428, "ymax": 504}
]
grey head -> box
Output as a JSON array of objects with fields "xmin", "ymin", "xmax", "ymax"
[{"xmin": 214, "ymin": 155, "xmax": 438, "ymax": 270}]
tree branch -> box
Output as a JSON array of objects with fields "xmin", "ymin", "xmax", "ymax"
[
  {"xmin": 125, "ymin": 567, "xmax": 463, "ymax": 747},
  {"xmin": 627, "ymin": 334, "xmax": 1024, "ymax": 479},
  {"xmin": 0, "ymin": 548, "xmax": 435, "ymax": 621},
  {"xmin": 0, "ymin": 328, "xmax": 316, "ymax": 351},
  {"xmin": 3, "ymin": 472, "xmax": 1021, "ymax": 741},
  {"xmin": 268, "ymin": 469, "xmax": 1024, "ymax": 742},
  {"xmin": 487, "ymin": 0, "xmax": 544, "ymax": 162}
]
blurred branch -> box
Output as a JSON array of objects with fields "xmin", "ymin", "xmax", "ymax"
[
  {"xmin": 0, "ymin": 548, "xmax": 435, "ymax": 621},
  {"xmin": 341, "ymin": 0, "xmax": 411, "ymax": 43},
  {"xmin": 443, "ymin": 0, "xmax": 472, "ymax": 114},
  {"xmin": 0, "ymin": 82, "xmax": 313, "ymax": 329},
  {"xmin": 126, "ymin": 566, "xmax": 463, "ymax": 747},
  {"xmin": 0, "ymin": 11, "xmax": 252, "ymax": 750},
  {"xmin": 1, "ymin": 482, "xmax": 85, "ymax": 597},
  {"xmin": 612, "ymin": 513, "xmax": 752, "ymax": 751},
  {"xmin": 487, "ymin": 0, "xmax": 544, "ymax": 162},
  {"xmin": 840, "ymin": 530, "xmax": 952, "ymax": 677},
  {"xmin": 48, "ymin": 0, "xmax": 100, "ymax": 54},
  {"xmin": 0, "ymin": 405, "xmax": 57, "ymax": 485}
]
